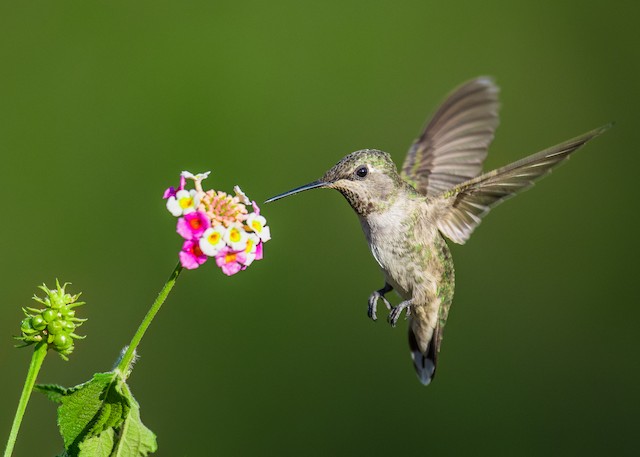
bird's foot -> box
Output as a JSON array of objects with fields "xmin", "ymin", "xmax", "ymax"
[
  {"xmin": 388, "ymin": 300, "xmax": 412, "ymax": 327},
  {"xmin": 367, "ymin": 284, "xmax": 393, "ymax": 321}
]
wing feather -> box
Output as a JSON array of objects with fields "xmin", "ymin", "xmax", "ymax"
[
  {"xmin": 402, "ymin": 77, "xmax": 500, "ymax": 196},
  {"xmin": 436, "ymin": 125, "xmax": 611, "ymax": 244}
]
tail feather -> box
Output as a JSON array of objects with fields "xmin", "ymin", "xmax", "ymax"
[{"xmin": 409, "ymin": 325, "xmax": 438, "ymax": 385}]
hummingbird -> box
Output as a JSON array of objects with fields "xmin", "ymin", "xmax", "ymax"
[{"xmin": 265, "ymin": 77, "xmax": 609, "ymax": 385}]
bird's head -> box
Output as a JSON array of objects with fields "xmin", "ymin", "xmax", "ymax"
[{"xmin": 266, "ymin": 149, "xmax": 407, "ymax": 216}]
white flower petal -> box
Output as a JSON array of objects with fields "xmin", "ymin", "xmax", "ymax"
[
  {"xmin": 172, "ymin": 189, "xmax": 200, "ymax": 215},
  {"xmin": 190, "ymin": 189, "xmax": 201, "ymax": 207},
  {"xmin": 258, "ymin": 225, "xmax": 271, "ymax": 242},
  {"xmin": 244, "ymin": 251, "xmax": 256, "ymax": 267},
  {"xmin": 200, "ymin": 226, "xmax": 226, "ymax": 256},
  {"xmin": 233, "ymin": 185, "xmax": 251, "ymax": 205},
  {"xmin": 244, "ymin": 233, "xmax": 260, "ymax": 254},
  {"xmin": 246, "ymin": 214, "xmax": 267, "ymax": 234},
  {"xmin": 224, "ymin": 223, "xmax": 248, "ymax": 251},
  {"xmin": 181, "ymin": 170, "xmax": 210, "ymax": 181},
  {"xmin": 166, "ymin": 197, "xmax": 183, "ymax": 217}
]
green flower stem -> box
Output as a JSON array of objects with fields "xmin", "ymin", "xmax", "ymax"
[
  {"xmin": 3, "ymin": 341, "xmax": 48, "ymax": 457},
  {"xmin": 117, "ymin": 262, "xmax": 183, "ymax": 377}
]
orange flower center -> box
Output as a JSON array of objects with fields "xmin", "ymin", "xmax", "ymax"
[
  {"xmin": 229, "ymin": 228, "xmax": 241, "ymax": 242},
  {"xmin": 179, "ymin": 196, "xmax": 193, "ymax": 209},
  {"xmin": 208, "ymin": 232, "xmax": 220, "ymax": 244}
]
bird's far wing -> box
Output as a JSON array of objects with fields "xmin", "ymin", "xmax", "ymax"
[
  {"xmin": 436, "ymin": 125, "xmax": 611, "ymax": 245},
  {"xmin": 401, "ymin": 77, "xmax": 500, "ymax": 197}
]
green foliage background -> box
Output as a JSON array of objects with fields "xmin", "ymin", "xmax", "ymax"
[{"xmin": 1, "ymin": 1, "xmax": 638, "ymax": 455}]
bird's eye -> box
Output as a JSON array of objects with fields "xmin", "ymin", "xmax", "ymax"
[{"xmin": 355, "ymin": 166, "xmax": 368, "ymax": 178}]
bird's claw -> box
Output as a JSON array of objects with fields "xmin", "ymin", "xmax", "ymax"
[
  {"xmin": 387, "ymin": 301, "xmax": 412, "ymax": 327},
  {"xmin": 367, "ymin": 290, "xmax": 392, "ymax": 321},
  {"xmin": 388, "ymin": 308, "xmax": 402, "ymax": 327}
]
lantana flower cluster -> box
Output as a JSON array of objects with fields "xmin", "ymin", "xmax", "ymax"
[
  {"xmin": 163, "ymin": 171, "xmax": 271, "ymax": 275},
  {"xmin": 17, "ymin": 281, "xmax": 86, "ymax": 360}
]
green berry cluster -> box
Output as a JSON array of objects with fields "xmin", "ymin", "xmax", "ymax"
[{"xmin": 17, "ymin": 280, "xmax": 86, "ymax": 360}]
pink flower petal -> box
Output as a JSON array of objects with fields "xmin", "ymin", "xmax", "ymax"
[
  {"xmin": 214, "ymin": 246, "xmax": 232, "ymax": 266},
  {"xmin": 214, "ymin": 247, "xmax": 247, "ymax": 276},
  {"xmin": 164, "ymin": 174, "xmax": 187, "ymax": 199},
  {"xmin": 176, "ymin": 211, "xmax": 210, "ymax": 240},
  {"xmin": 179, "ymin": 240, "xmax": 207, "ymax": 269},
  {"xmin": 221, "ymin": 261, "xmax": 242, "ymax": 276},
  {"xmin": 235, "ymin": 250, "xmax": 247, "ymax": 264},
  {"xmin": 163, "ymin": 186, "xmax": 177, "ymax": 199}
]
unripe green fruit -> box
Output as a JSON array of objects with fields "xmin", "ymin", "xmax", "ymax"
[
  {"xmin": 31, "ymin": 315, "xmax": 47, "ymax": 330},
  {"xmin": 42, "ymin": 309, "xmax": 57, "ymax": 323},
  {"xmin": 61, "ymin": 320, "xmax": 76, "ymax": 332},
  {"xmin": 60, "ymin": 305, "xmax": 75, "ymax": 318},
  {"xmin": 50, "ymin": 294, "xmax": 65, "ymax": 309},
  {"xmin": 53, "ymin": 333, "xmax": 73, "ymax": 349},
  {"xmin": 47, "ymin": 320, "xmax": 63, "ymax": 334},
  {"xmin": 21, "ymin": 318, "xmax": 35, "ymax": 334}
]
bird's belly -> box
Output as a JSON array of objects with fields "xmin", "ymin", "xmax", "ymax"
[
  {"xmin": 361, "ymin": 209, "xmax": 444, "ymax": 302},
  {"xmin": 370, "ymin": 242, "xmax": 419, "ymax": 300},
  {"xmin": 386, "ymin": 274, "xmax": 411, "ymax": 301}
]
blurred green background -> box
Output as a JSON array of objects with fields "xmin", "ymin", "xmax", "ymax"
[{"xmin": 1, "ymin": 1, "xmax": 638, "ymax": 456}]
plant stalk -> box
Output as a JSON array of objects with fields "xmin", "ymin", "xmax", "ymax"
[
  {"xmin": 3, "ymin": 341, "xmax": 48, "ymax": 457},
  {"xmin": 117, "ymin": 262, "xmax": 183, "ymax": 377}
]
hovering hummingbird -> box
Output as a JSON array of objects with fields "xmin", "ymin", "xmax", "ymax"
[{"xmin": 266, "ymin": 77, "xmax": 609, "ymax": 385}]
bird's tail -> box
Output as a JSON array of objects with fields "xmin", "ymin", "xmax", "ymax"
[{"xmin": 408, "ymin": 323, "xmax": 438, "ymax": 386}]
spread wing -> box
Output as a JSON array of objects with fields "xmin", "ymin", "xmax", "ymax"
[
  {"xmin": 401, "ymin": 77, "xmax": 500, "ymax": 197},
  {"xmin": 436, "ymin": 125, "xmax": 611, "ymax": 245}
]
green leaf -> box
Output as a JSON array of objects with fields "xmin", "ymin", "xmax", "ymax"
[
  {"xmin": 78, "ymin": 428, "xmax": 115, "ymax": 457},
  {"xmin": 54, "ymin": 372, "xmax": 124, "ymax": 451},
  {"xmin": 36, "ymin": 371, "xmax": 157, "ymax": 456},
  {"xmin": 34, "ymin": 383, "xmax": 69, "ymax": 403},
  {"xmin": 112, "ymin": 382, "xmax": 157, "ymax": 456}
]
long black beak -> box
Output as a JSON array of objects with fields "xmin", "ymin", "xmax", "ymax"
[{"xmin": 264, "ymin": 180, "xmax": 327, "ymax": 203}]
